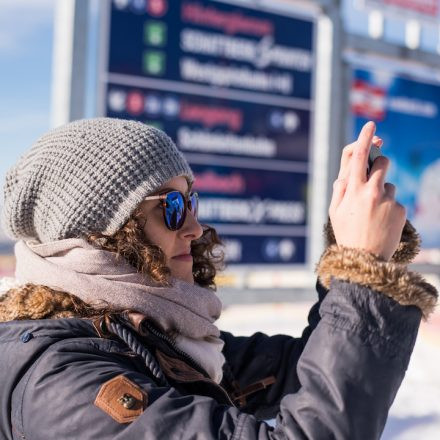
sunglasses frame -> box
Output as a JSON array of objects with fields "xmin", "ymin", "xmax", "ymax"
[{"xmin": 143, "ymin": 190, "xmax": 199, "ymax": 231}]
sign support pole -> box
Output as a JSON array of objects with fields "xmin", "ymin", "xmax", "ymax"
[
  {"xmin": 309, "ymin": 0, "xmax": 345, "ymax": 265},
  {"xmin": 50, "ymin": 0, "xmax": 89, "ymax": 128}
]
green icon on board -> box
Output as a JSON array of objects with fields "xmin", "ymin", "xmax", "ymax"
[
  {"xmin": 144, "ymin": 21, "xmax": 167, "ymax": 46},
  {"xmin": 143, "ymin": 51, "xmax": 166, "ymax": 76}
]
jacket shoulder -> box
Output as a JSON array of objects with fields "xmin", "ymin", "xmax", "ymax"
[{"xmin": 10, "ymin": 326, "xmax": 156, "ymax": 439}]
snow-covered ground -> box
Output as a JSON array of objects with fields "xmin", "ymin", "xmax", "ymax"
[{"xmin": 217, "ymin": 301, "xmax": 440, "ymax": 439}]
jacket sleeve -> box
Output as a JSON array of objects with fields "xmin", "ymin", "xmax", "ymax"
[
  {"xmin": 220, "ymin": 281, "xmax": 328, "ymax": 419},
  {"xmin": 221, "ymin": 219, "xmax": 434, "ymax": 420},
  {"xmin": 12, "ymin": 278, "xmax": 426, "ymax": 440}
]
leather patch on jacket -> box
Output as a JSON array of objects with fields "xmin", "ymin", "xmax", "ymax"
[{"xmin": 94, "ymin": 375, "xmax": 148, "ymax": 424}]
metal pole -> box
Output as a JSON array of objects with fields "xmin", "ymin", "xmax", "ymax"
[
  {"xmin": 50, "ymin": 0, "xmax": 89, "ymax": 128},
  {"xmin": 308, "ymin": 0, "xmax": 345, "ymax": 266}
]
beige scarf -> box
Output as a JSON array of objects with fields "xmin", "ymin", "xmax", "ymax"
[{"xmin": 14, "ymin": 239, "xmax": 225, "ymax": 383}]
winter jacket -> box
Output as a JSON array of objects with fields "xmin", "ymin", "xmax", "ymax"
[{"xmin": 0, "ymin": 239, "xmax": 437, "ymax": 439}]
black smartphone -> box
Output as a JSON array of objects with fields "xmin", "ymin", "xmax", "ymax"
[{"xmin": 367, "ymin": 145, "xmax": 382, "ymax": 177}]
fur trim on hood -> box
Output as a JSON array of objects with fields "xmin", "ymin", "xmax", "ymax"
[{"xmin": 317, "ymin": 245, "xmax": 438, "ymax": 319}]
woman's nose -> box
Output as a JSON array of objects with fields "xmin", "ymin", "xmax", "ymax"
[{"xmin": 180, "ymin": 210, "xmax": 203, "ymax": 240}]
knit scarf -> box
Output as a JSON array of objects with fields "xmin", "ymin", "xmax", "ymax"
[{"xmin": 14, "ymin": 239, "xmax": 225, "ymax": 383}]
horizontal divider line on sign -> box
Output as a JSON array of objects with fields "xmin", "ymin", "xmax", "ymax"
[
  {"xmin": 106, "ymin": 73, "xmax": 312, "ymax": 110},
  {"xmin": 208, "ymin": 224, "xmax": 307, "ymax": 236},
  {"xmin": 186, "ymin": 153, "xmax": 309, "ymax": 173}
]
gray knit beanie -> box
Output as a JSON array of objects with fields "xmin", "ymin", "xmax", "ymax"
[{"xmin": 2, "ymin": 117, "xmax": 194, "ymax": 243}]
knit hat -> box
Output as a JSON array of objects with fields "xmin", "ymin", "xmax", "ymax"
[{"xmin": 2, "ymin": 117, "xmax": 194, "ymax": 243}]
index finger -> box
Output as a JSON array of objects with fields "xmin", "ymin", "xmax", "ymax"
[
  {"xmin": 338, "ymin": 136, "xmax": 383, "ymax": 181},
  {"xmin": 349, "ymin": 121, "xmax": 376, "ymax": 186}
]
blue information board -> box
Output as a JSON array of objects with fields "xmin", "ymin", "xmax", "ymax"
[
  {"xmin": 101, "ymin": 0, "xmax": 315, "ymax": 264},
  {"xmin": 350, "ymin": 67, "xmax": 440, "ymax": 258}
]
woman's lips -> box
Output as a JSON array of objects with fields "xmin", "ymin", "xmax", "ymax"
[{"xmin": 172, "ymin": 254, "xmax": 193, "ymax": 262}]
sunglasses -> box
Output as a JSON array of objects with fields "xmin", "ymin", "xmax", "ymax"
[{"xmin": 143, "ymin": 191, "xmax": 199, "ymax": 231}]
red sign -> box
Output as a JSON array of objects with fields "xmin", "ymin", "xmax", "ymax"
[
  {"xmin": 384, "ymin": 0, "xmax": 438, "ymax": 16},
  {"xmin": 350, "ymin": 79, "xmax": 387, "ymax": 121},
  {"xmin": 364, "ymin": 0, "xmax": 440, "ymax": 20}
]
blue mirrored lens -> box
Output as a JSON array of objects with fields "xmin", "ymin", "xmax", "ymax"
[
  {"xmin": 165, "ymin": 191, "xmax": 185, "ymax": 230},
  {"xmin": 189, "ymin": 193, "xmax": 198, "ymax": 218}
]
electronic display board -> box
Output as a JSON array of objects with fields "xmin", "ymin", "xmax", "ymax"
[
  {"xmin": 350, "ymin": 67, "xmax": 440, "ymax": 262},
  {"xmin": 99, "ymin": 0, "xmax": 315, "ymax": 265}
]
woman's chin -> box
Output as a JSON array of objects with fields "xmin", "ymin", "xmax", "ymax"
[{"xmin": 170, "ymin": 267, "xmax": 194, "ymax": 284}]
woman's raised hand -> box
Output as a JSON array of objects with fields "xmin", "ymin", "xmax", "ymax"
[{"xmin": 329, "ymin": 121, "xmax": 406, "ymax": 261}]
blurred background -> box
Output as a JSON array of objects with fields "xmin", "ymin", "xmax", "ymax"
[{"xmin": 0, "ymin": 0, "xmax": 439, "ymax": 437}]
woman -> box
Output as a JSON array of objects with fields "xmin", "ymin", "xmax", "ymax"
[{"xmin": 0, "ymin": 117, "xmax": 437, "ymax": 439}]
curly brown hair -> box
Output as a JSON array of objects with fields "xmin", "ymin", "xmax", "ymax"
[{"xmin": 87, "ymin": 213, "xmax": 224, "ymax": 289}]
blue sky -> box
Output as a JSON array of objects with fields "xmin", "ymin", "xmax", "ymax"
[
  {"xmin": 0, "ymin": 0, "xmax": 54, "ymax": 200},
  {"xmin": 0, "ymin": 0, "xmax": 99, "ymax": 240},
  {"xmin": 0, "ymin": 0, "xmax": 55, "ymax": 239}
]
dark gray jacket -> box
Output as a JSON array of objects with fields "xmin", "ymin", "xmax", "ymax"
[{"xmin": 0, "ymin": 279, "xmax": 423, "ymax": 440}]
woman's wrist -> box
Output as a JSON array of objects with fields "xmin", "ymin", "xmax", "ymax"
[{"xmin": 324, "ymin": 218, "xmax": 421, "ymax": 265}]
